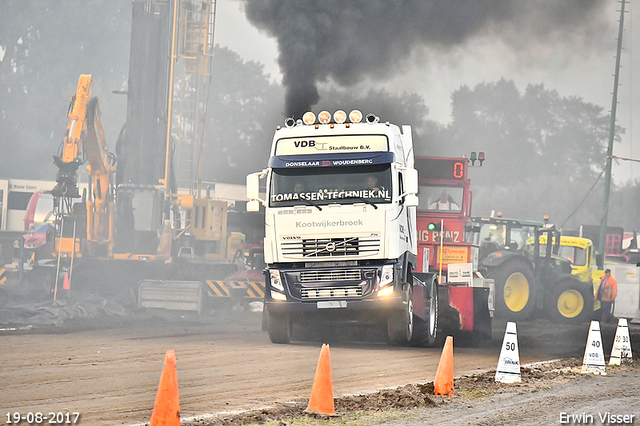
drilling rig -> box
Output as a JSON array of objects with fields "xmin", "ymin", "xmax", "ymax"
[{"xmin": 50, "ymin": 0, "xmax": 244, "ymax": 301}]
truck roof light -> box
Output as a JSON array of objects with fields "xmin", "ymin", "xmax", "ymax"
[
  {"xmin": 349, "ymin": 109, "xmax": 363, "ymax": 123},
  {"xmin": 302, "ymin": 111, "xmax": 316, "ymax": 125},
  {"xmin": 284, "ymin": 117, "xmax": 295, "ymax": 128},
  {"xmin": 366, "ymin": 113, "xmax": 379, "ymax": 123},
  {"xmin": 333, "ymin": 110, "xmax": 347, "ymax": 124},
  {"xmin": 318, "ymin": 110, "xmax": 331, "ymax": 124}
]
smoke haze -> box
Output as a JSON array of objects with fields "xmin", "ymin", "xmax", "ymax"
[{"xmin": 242, "ymin": 0, "xmax": 610, "ymax": 117}]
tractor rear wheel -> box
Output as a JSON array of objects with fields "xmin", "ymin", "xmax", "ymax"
[
  {"xmin": 547, "ymin": 278, "xmax": 594, "ymax": 324},
  {"xmin": 488, "ymin": 259, "xmax": 536, "ymax": 320}
]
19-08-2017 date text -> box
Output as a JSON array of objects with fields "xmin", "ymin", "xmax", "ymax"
[{"xmin": 5, "ymin": 412, "xmax": 80, "ymax": 424}]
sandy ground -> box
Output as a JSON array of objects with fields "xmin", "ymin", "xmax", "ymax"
[
  {"xmin": 204, "ymin": 360, "xmax": 640, "ymax": 426},
  {"xmin": 398, "ymin": 362, "xmax": 640, "ymax": 426},
  {"xmin": 0, "ymin": 304, "xmax": 638, "ymax": 426}
]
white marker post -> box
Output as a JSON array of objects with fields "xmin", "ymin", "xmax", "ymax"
[
  {"xmin": 581, "ymin": 320, "xmax": 606, "ymax": 375},
  {"xmin": 495, "ymin": 321, "xmax": 521, "ymax": 383},
  {"xmin": 609, "ymin": 318, "xmax": 633, "ymax": 365}
]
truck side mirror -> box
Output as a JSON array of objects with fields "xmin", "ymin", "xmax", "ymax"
[
  {"xmin": 596, "ymin": 253, "xmax": 604, "ymax": 270},
  {"xmin": 404, "ymin": 194, "xmax": 419, "ymax": 207},
  {"xmin": 246, "ymin": 200, "xmax": 260, "ymax": 212},
  {"xmin": 404, "ymin": 169, "xmax": 418, "ymax": 194},
  {"xmin": 246, "ymin": 172, "xmax": 262, "ymax": 201}
]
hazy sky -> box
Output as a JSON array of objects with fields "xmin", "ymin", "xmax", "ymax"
[{"xmin": 215, "ymin": 0, "xmax": 639, "ymax": 185}]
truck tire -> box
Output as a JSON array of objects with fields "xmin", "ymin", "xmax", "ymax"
[
  {"xmin": 547, "ymin": 278, "xmax": 594, "ymax": 324},
  {"xmin": 411, "ymin": 278, "xmax": 438, "ymax": 347},
  {"xmin": 261, "ymin": 304, "xmax": 268, "ymax": 332},
  {"xmin": 489, "ymin": 259, "xmax": 535, "ymax": 320},
  {"xmin": 387, "ymin": 286, "xmax": 414, "ymax": 345},
  {"xmin": 268, "ymin": 312, "xmax": 292, "ymax": 344}
]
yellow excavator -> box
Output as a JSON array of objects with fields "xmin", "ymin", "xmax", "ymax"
[{"xmin": 50, "ymin": 75, "xmax": 116, "ymax": 271}]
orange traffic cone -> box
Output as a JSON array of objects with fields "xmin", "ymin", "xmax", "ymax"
[
  {"xmin": 305, "ymin": 344, "xmax": 336, "ymax": 416},
  {"xmin": 63, "ymin": 273, "xmax": 70, "ymax": 290},
  {"xmin": 434, "ymin": 336, "xmax": 454, "ymax": 396},
  {"xmin": 150, "ymin": 350, "xmax": 181, "ymax": 426}
]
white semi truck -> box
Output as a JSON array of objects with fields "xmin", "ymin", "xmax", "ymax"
[{"xmin": 246, "ymin": 110, "xmax": 488, "ymax": 345}]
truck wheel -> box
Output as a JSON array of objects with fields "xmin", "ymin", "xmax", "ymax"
[
  {"xmin": 411, "ymin": 278, "xmax": 438, "ymax": 347},
  {"xmin": 547, "ymin": 279, "xmax": 594, "ymax": 324},
  {"xmin": 268, "ymin": 312, "xmax": 292, "ymax": 344},
  {"xmin": 489, "ymin": 260, "xmax": 535, "ymax": 320},
  {"xmin": 388, "ymin": 286, "xmax": 414, "ymax": 345},
  {"xmin": 261, "ymin": 304, "xmax": 268, "ymax": 331}
]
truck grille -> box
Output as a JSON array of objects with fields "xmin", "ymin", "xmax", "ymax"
[
  {"xmin": 300, "ymin": 286, "xmax": 363, "ymax": 299},
  {"xmin": 282, "ymin": 236, "xmax": 380, "ymax": 258},
  {"xmin": 300, "ymin": 270, "xmax": 361, "ymax": 283}
]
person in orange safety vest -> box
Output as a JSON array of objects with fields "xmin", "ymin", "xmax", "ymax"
[{"xmin": 596, "ymin": 268, "xmax": 618, "ymax": 323}]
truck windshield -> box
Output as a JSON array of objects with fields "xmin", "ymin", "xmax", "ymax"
[
  {"xmin": 269, "ymin": 164, "xmax": 392, "ymax": 208},
  {"xmin": 558, "ymin": 245, "xmax": 587, "ymax": 266}
]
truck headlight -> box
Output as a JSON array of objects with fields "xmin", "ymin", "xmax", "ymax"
[
  {"xmin": 380, "ymin": 265, "xmax": 394, "ymax": 287},
  {"xmin": 378, "ymin": 286, "xmax": 394, "ymax": 297},
  {"xmin": 269, "ymin": 270, "xmax": 284, "ymax": 291},
  {"xmin": 271, "ymin": 290, "xmax": 287, "ymax": 301},
  {"xmin": 378, "ymin": 265, "xmax": 395, "ymax": 297}
]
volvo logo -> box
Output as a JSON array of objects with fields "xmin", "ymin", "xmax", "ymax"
[{"xmin": 325, "ymin": 242, "xmax": 336, "ymax": 252}]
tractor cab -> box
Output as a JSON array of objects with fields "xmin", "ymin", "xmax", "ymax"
[{"xmin": 468, "ymin": 216, "xmax": 543, "ymax": 262}]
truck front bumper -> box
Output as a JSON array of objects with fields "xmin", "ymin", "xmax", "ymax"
[
  {"xmin": 264, "ymin": 262, "xmax": 409, "ymax": 325},
  {"xmin": 265, "ymin": 291, "xmax": 408, "ymax": 325}
]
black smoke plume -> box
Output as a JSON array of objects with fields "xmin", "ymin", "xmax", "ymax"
[{"xmin": 241, "ymin": 0, "xmax": 609, "ymax": 118}]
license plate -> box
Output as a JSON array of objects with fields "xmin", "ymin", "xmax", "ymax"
[
  {"xmin": 305, "ymin": 261, "xmax": 357, "ymax": 268},
  {"xmin": 317, "ymin": 301, "xmax": 347, "ymax": 309}
]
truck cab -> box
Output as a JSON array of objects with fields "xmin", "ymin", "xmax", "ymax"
[{"xmin": 246, "ymin": 110, "xmax": 440, "ymax": 346}]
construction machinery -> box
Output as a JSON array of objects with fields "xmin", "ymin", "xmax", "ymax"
[
  {"xmin": 47, "ymin": 74, "xmax": 118, "ymax": 296},
  {"xmin": 50, "ymin": 74, "xmax": 116, "ymax": 259},
  {"xmin": 44, "ymin": 0, "xmax": 252, "ymax": 306}
]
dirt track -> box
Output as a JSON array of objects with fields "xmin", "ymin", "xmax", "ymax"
[{"xmin": 0, "ymin": 307, "xmax": 637, "ymax": 426}]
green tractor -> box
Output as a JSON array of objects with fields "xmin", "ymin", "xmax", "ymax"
[{"xmin": 469, "ymin": 216, "xmax": 593, "ymax": 323}]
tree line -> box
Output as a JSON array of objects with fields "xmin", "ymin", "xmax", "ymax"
[{"xmin": 1, "ymin": 1, "xmax": 637, "ymax": 233}]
